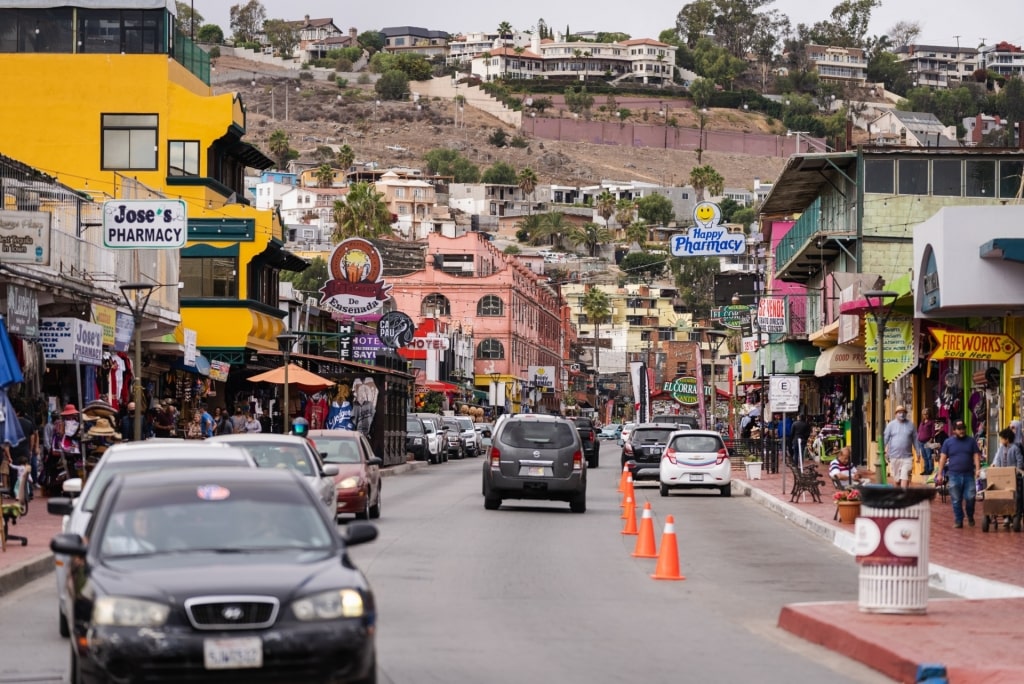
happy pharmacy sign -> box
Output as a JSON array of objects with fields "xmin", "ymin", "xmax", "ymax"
[{"xmin": 670, "ymin": 201, "xmax": 745, "ymax": 257}]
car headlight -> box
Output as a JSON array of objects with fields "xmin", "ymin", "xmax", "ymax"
[
  {"xmin": 292, "ymin": 589, "xmax": 364, "ymax": 620},
  {"xmin": 337, "ymin": 476, "xmax": 360, "ymax": 490},
  {"xmin": 412, "ymin": 437, "xmax": 423, "ymax": 444},
  {"xmin": 93, "ymin": 597, "xmax": 170, "ymax": 627}
]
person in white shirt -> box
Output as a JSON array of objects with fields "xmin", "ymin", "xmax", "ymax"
[
  {"xmin": 829, "ymin": 447, "xmax": 861, "ymax": 488},
  {"xmin": 244, "ymin": 410, "xmax": 262, "ymax": 433}
]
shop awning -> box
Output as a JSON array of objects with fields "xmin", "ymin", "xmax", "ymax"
[
  {"xmin": 814, "ymin": 344, "xmax": 871, "ymax": 377},
  {"xmin": 980, "ymin": 238, "xmax": 1024, "ymax": 263},
  {"xmin": 419, "ymin": 380, "xmax": 460, "ymax": 393}
]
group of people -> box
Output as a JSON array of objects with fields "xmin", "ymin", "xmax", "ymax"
[{"xmin": 184, "ymin": 406, "xmax": 263, "ymax": 439}]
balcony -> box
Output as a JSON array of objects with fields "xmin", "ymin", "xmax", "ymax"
[{"xmin": 774, "ymin": 198, "xmax": 856, "ymax": 284}]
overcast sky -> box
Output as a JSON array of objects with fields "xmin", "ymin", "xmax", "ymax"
[{"xmin": 194, "ymin": 0, "xmax": 1023, "ymax": 49}]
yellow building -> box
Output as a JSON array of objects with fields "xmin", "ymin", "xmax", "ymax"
[{"xmin": 0, "ymin": 0, "xmax": 304, "ymax": 371}]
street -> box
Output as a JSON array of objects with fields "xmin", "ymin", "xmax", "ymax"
[{"xmin": 0, "ymin": 461, "xmax": 894, "ymax": 683}]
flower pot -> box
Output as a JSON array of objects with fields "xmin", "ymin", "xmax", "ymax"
[
  {"xmin": 745, "ymin": 461, "xmax": 763, "ymax": 480},
  {"xmin": 836, "ymin": 500, "xmax": 861, "ymax": 524}
]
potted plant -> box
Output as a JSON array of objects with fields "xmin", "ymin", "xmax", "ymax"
[
  {"xmin": 744, "ymin": 454, "xmax": 763, "ymax": 480},
  {"xmin": 833, "ymin": 488, "xmax": 861, "ymax": 524}
]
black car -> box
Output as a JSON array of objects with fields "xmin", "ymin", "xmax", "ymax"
[
  {"xmin": 52, "ymin": 467, "xmax": 378, "ymax": 684},
  {"xmin": 573, "ymin": 417, "xmax": 600, "ymax": 468},
  {"xmin": 621, "ymin": 423, "xmax": 677, "ymax": 481},
  {"xmin": 441, "ymin": 417, "xmax": 466, "ymax": 459},
  {"xmin": 405, "ymin": 415, "xmax": 430, "ymax": 461}
]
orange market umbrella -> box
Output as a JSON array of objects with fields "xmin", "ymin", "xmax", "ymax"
[{"xmin": 249, "ymin": 364, "xmax": 336, "ymax": 393}]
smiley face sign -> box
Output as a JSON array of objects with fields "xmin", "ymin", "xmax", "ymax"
[{"xmin": 669, "ymin": 201, "xmax": 745, "ymax": 257}]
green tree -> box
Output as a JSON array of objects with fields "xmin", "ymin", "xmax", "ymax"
[
  {"xmin": 267, "ymin": 129, "xmax": 292, "ymax": 169},
  {"xmin": 564, "ymin": 86, "xmax": 594, "ymax": 115},
  {"xmin": 497, "ymin": 21, "xmax": 513, "ymax": 41},
  {"xmin": 482, "ymin": 161, "xmax": 517, "ymax": 185},
  {"xmin": 636, "ymin": 194, "xmax": 675, "ymax": 226},
  {"xmin": 263, "ymin": 18, "xmax": 300, "ymax": 59},
  {"xmin": 731, "ymin": 206, "xmax": 756, "ymax": 231},
  {"xmin": 375, "ymin": 69, "xmax": 410, "ymax": 100},
  {"xmin": 515, "ymin": 213, "xmax": 546, "ymax": 243},
  {"xmin": 568, "ymin": 222, "xmax": 613, "ymax": 257},
  {"xmin": 671, "ymin": 255, "xmax": 720, "ymax": 320},
  {"xmin": 749, "ymin": 9, "xmax": 790, "ymax": 93},
  {"xmin": 625, "ymin": 222, "xmax": 649, "ymax": 245},
  {"xmin": 1003, "ymin": 76, "xmax": 1024, "ymax": 148},
  {"xmin": 581, "ymin": 287, "xmax": 611, "ymax": 372},
  {"xmin": 336, "ymin": 144, "xmax": 355, "ymax": 171},
  {"xmin": 281, "ymin": 256, "xmax": 328, "ymax": 295},
  {"xmin": 619, "ymin": 252, "xmax": 667, "ymax": 281},
  {"xmin": 689, "ymin": 77, "xmax": 716, "ymax": 109},
  {"xmin": 228, "ymin": 0, "xmax": 266, "ymax": 44},
  {"xmin": 594, "ymin": 190, "xmax": 616, "ymax": 229},
  {"xmin": 517, "ymin": 167, "xmax": 538, "ymax": 202},
  {"xmin": 332, "ymin": 182, "xmax": 393, "ymax": 240},
  {"xmin": 357, "ymin": 30, "xmax": 385, "ymax": 54},
  {"xmin": 423, "ymin": 148, "xmax": 480, "ymax": 183},
  {"xmin": 175, "ymin": 1, "xmax": 203, "ymax": 38},
  {"xmin": 197, "ymin": 24, "xmax": 224, "ymax": 43},
  {"xmin": 529, "ymin": 211, "xmax": 571, "ymax": 247},
  {"xmin": 615, "ymin": 198, "xmax": 636, "ymax": 233},
  {"xmin": 503, "ymin": 244, "xmax": 521, "ymax": 255},
  {"xmin": 692, "ymin": 37, "xmax": 747, "ymax": 89},
  {"xmin": 315, "ymin": 163, "xmax": 334, "ymax": 188},
  {"xmin": 689, "ymin": 164, "xmax": 725, "ymax": 201}
]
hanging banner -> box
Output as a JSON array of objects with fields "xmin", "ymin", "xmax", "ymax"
[
  {"xmin": 39, "ymin": 317, "xmax": 103, "ymax": 365},
  {"xmin": 864, "ymin": 315, "xmax": 917, "ymax": 382},
  {"xmin": 113, "ymin": 311, "xmax": 134, "ymax": 352},
  {"xmin": 630, "ymin": 361, "xmax": 650, "ymax": 423},
  {"xmin": 91, "ymin": 303, "xmax": 116, "ymax": 347},
  {"xmin": 757, "ymin": 297, "xmax": 787, "ymax": 334},
  {"xmin": 208, "ymin": 360, "xmax": 231, "ymax": 382},
  {"xmin": 183, "ymin": 328, "xmax": 198, "ymax": 366},
  {"xmin": 319, "ymin": 238, "xmax": 392, "ymax": 322},
  {"xmin": 6, "ymin": 284, "xmax": 39, "ymax": 338}
]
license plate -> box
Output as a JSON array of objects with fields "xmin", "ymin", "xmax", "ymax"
[
  {"xmin": 204, "ymin": 637, "xmax": 263, "ymax": 670},
  {"xmin": 689, "ymin": 474, "xmax": 704, "ymax": 482},
  {"xmin": 528, "ymin": 467, "xmax": 546, "ymax": 476}
]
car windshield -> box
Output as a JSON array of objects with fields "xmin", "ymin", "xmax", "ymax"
[
  {"xmin": 98, "ymin": 482, "xmax": 333, "ymax": 557},
  {"xmin": 316, "ymin": 438, "xmax": 362, "ymax": 464},
  {"xmin": 82, "ymin": 458, "xmax": 247, "ymax": 512},
  {"xmin": 456, "ymin": 418, "xmax": 474, "ymax": 430},
  {"xmin": 407, "ymin": 419, "xmax": 424, "ymax": 434},
  {"xmin": 670, "ymin": 435, "xmax": 724, "ymax": 452},
  {"xmin": 633, "ymin": 428, "xmax": 673, "ymax": 444},
  {"xmin": 501, "ymin": 421, "xmax": 576, "ymax": 449},
  {"xmin": 239, "ymin": 444, "xmax": 317, "ymax": 476}
]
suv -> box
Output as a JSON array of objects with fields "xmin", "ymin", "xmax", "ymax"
[
  {"xmin": 406, "ymin": 415, "xmax": 430, "ymax": 462},
  {"xmin": 441, "ymin": 417, "xmax": 466, "ymax": 459},
  {"xmin": 659, "ymin": 430, "xmax": 732, "ymax": 497},
  {"xmin": 652, "ymin": 414, "xmax": 700, "ymax": 430},
  {"xmin": 455, "ymin": 415, "xmax": 482, "ymax": 457},
  {"xmin": 573, "ymin": 417, "xmax": 600, "ymax": 468},
  {"xmin": 482, "ymin": 415, "xmax": 587, "ymax": 513},
  {"xmin": 621, "ymin": 423, "xmax": 677, "ymax": 480},
  {"xmin": 412, "ymin": 413, "xmax": 446, "ymax": 464}
]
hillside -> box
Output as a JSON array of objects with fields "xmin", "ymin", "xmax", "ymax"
[{"xmin": 213, "ymin": 55, "xmax": 788, "ymax": 192}]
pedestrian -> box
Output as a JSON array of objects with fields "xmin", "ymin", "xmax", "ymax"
[
  {"xmin": 935, "ymin": 420, "xmax": 983, "ymax": 528},
  {"xmin": 119, "ymin": 402, "xmax": 136, "ymax": 441},
  {"xmin": 791, "ymin": 413, "xmax": 811, "ymax": 463},
  {"xmin": 991, "ymin": 427, "xmax": 1024, "ymax": 470},
  {"xmin": 185, "ymin": 412, "xmax": 203, "ymax": 440},
  {"xmin": 216, "ymin": 408, "xmax": 233, "ymax": 436},
  {"xmin": 916, "ymin": 407, "xmax": 936, "ymax": 476},
  {"xmin": 9, "ymin": 404, "xmax": 39, "ymax": 499},
  {"xmin": 199, "ymin": 404, "xmax": 215, "ymax": 438},
  {"xmin": 244, "ymin": 410, "xmax": 262, "ymax": 433},
  {"xmin": 829, "ymin": 446, "xmax": 862, "ymax": 488},
  {"xmin": 884, "ymin": 405, "xmax": 916, "ymax": 487},
  {"xmin": 229, "ymin": 407, "xmax": 246, "ymax": 434}
]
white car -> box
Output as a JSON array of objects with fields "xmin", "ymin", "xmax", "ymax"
[
  {"xmin": 46, "ymin": 441, "xmax": 256, "ymax": 638},
  {"xmin": 618, "ymin": 422, "xmax": 637, "ymax": 447},
  {"xmin": 659, "ymin": 429, "xmax": 732, "ymax": 497},
  {"xmin": 455, "ymin": 415, "xmax": 482, "ymax": 456}
]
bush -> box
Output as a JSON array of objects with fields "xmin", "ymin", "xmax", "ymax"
[
  {"xmin": 207, "ymin": 45, "xmax": 220, "ymax": 59},
  {"xmin": 357, "ymin": 73, "xmax": 371, "ymax": 84},
  {"xmin": 298, "ymin": 71, "xmax": 313, "ymax": 80},
  {"xmin": 488, "ymin": 128, "xmax": 508, "ymax": 147},
  {"xmin": 509, "ymin": 135, "xmax": 529, "ymax": 148}
]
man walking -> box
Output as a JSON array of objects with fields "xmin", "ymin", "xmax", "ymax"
[
  {"xmin": 884, "ymin": 405, "xmax": 916, "ymax": 487},
  {"xmin": 936, "ymin": 420, "xmax": 983, "ymax": 528},
  {"xmin": 791, "ymin": 413, "xmax": 811, "ymax": 464}
]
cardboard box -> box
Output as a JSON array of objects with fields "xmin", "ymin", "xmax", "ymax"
[{"xmin": 986, "ymin": 467, "xmax": 1017, "ymax": 492}]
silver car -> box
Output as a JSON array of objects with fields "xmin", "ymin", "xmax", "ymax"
[
  {"xmin": 455, "ymin": 415, "xmax": 482, "ymax": 456},
  {"xmin": 207, "ymin": 433, "xmax": 340, "ymax": 512},
  {"xmin": 46, "ymin": 441, "xmax": 256, "ymax": 638}
]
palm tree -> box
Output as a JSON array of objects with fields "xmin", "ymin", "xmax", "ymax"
[
  {"xmin": 531, "ymin": 211, "xmax": 570, "ymax": 248},
  {"xmin": 315, "ymin": 163, "xmax": 334, "ymax": 188},
  {"xmin": 689, "ymin": 164, "xmax": 725, "ymax": 201},
  {"xmin": 595, "ymin": 190, "xmax": 616, "ymax": 229},
  {"xmin": 625, "ymin": 222, "xmax": 648, "ymax": 246},
  {"xmin": 335, "ymin": 144, "xmax": 355, "ymax": 172},
  {"xmin": 496, "ymin": 21, "xmax": 513, "ymax": 43},
  {"xmin": 514, "ymin": 213, "xmax": 545, "ymax": 243},
  {"xmin": 568, "ymin": 222, "xmax": 613, "ymax": 257},
  {"xmin": 267, "ymin": 129, "xmax": 291, "ymax": 169},
  {"xmin": 331, "ymin": 182, "xmax": 393, "ymax": 240},
  {"xmin": 581, "ymin": 286, "xmax": 611, "ymax": 375},
  {"xmin": 517, "ymin": 167, "xmax": 538, "ymax": 209},
  {"xmin": 614, "ymin": 198, "xmax": 636, "ymax": 239}
]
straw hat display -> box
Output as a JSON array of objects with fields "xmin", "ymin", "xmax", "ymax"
[
  {"xmin": 86, "ymin": 417, "xmax": 122, "ymax": 440},
  {"xmin": 83, "ymin": 399, "xmax": 118, "ymax": 421}
]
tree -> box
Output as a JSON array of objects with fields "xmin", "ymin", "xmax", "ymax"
[
  {"xmin": 332, "ymin": 182, "xmax": 393, "ymax": 240},
  {"xmin": 375, "ymin": 69, "xmax": 410, "ymax": 100},
  {"xmin": 481, "ymin": 161, "xmax": 517, "ymax": 185},
  {"xmin": 568, "ymin": 222, "xmax": 613, "ymax": 257},
  {"xmin": 689, "ymin": 164, "xmax": 725, "ymax": 201},
  {"xmin": 594, "ymin": 190, "xmax": 616, "ymax": 228},
  {"xmin": 636, "ymin": 194, "xmax": 675, "ymax": 226},
  {"xmin": 581, "ymin": 287, "xmax": 611, "ymax": 373},
  {"xmin": 615, "ymin": 198, "xmax": 636, "ymax": 234},
  {"xmin": 336, "ymin": 144, "xmax": 355, "ymax": 171},
  {"xmin": 423, "ymin": 148, "xmax": 480, "ymax": 183},
  {"xmin": 731, "ymin": 206, "xmax": 756, "ymax": 231},
  {"xmin": 357, "ymin": 31, "xmax": 385, "ymax": 54},
  {"xmin": 885, "ymin": 20, "xmax": 921, "ymax": 49},
  {"xmin": 175, "ymin": 1, "xmax": 203, "ymax": 38},
  {"xmin": 197, "ymin": 24, "xmax": 224, "ymax": 43},
  {"xmin": 564, "ymin": 86, "xmax": 594, "ymax": 115},
  {"xmin": 671, "ymin": 255, "xmax": 720, "ymax": 320},
  {"xmin": 515, "ymin": 213, "xmax": 546, "ymax": 243},
  {"xmin": 619, "ymin": 252, "xmax": 667, "ymax": 282},
  {"xmin": 1003, "ymin": 76, "xmax": 1024, "ymax": 148},
  {"xmin": 280, "ymin": 256, "xmax": 327, "ymax": 295},
  {"xmin": 749, "ymin": 9, "xmax": 790, "ymax": 93},
  {"xmin": 497, "ymin": 21, "xmax": 513, "ymax": 42},
  {"xmin": 267, "ymin": 129, "xmax": 292, "ymax": 169},
  {"xmin": 529, "ymin": 212, "xmax": 570, "ymax": 247},
  {"xmin": 315, "ymin": 163, "xmax": 334, "ymax": 188},
  {"xmin": 692, "ymin": 37, "xmax": 747, "ymax": 89},
  {"xmin": 228, "ymin": 0, "xmax": 266, "ymax": 44},
  {"xmin": 517, "ymin": 167, "xmax": 538, "ymax": 202},
  {"xmin": 689, "ymin": 77, "xmax": 715, "ymax": 109},
  {"xmin": 263, "ymin": 19, "xmax": 300, "ymax": 59}
]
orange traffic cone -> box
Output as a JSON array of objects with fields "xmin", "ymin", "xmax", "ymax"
[
  {"xmin": 618, "ymin": 465, "xmax": 629, "ymax": 493},
  {"xmin": 621, "ymin": 496, "xmax": 638, "ymax": 534},
  {"xmin": 651, "ymin": 515, "xmax": 685, "ymax": 580},
  {"xmin": 632, "ymin": 502, "xmax": 658, "ymax": 558},
  {"xmin": 620, "ymin": 475, "xmax": 635, "ymax": 509}
]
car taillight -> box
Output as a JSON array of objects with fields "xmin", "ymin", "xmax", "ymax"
[
  {"xmin": 573, "ymin": 450, "xmax": 584, "ymax": 470},
  {"xmin": 716, "ymin": 448, "xmax": 729, "ymax": 465},
  {"xmin": 489, "ymin": 447, "xmax": 501, "ymax": 467},
  {"xmin": 587, "ymin": 431, "xmax": 595, "ymax": 442},
  {"xmin": 663, "ymin": 447, "xmax": 678, "ymax": 465}
]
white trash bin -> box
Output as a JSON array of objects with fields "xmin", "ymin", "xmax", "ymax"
[{"xmin": 854, "ymin": 486, "xmax": 937, "ymax": 615}]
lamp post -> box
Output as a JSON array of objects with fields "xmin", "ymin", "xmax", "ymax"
[
  {"xmin": 277, "ymin": 332, "xmax": 299, "ymax": 433},
  {"xmin": 864, "ymin": 290, "xmax": 898, "ymax": 485},
  {"xmin": 705, "ymin": 330, "xmax": 729, "ymax": 434},
  {"xmin": 489, "ymin": 372, "xmax": 502, "ymax": 416},
  {"xmin": 119, "ymin": 283, "xmax": 157, "ymax": 441}
]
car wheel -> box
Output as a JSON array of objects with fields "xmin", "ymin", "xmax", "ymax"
[
  {"xmin": 59, "ymin": 608, "xmax": 69, "ymax": 638},
  {"xmin": 589, "ymin": 453, "xmax": 599, "ymax": 469},
  {"xmin": 369, "ymin": 487, "xmax": 381, "ymax": 519},
  {"xmin": 720, "ymin": 484, "xmax": 732, "ymax": 497},
  {"xmin": 355, "ymin": 497, "xmax": 370, "ymax": 520},
  {"xmin": 484, "ymin": 494, "xmax": 501, "ymax": 510},
  {"xmin": 569, "ymin": 492, "xmax": 586, "ymax": 513},
  {"xmin": 69, "ymin": 643, "xmax": 81, "ymax": 684},
  {"xmin": 660, "ymin": 483, "xmax": 669, "ymax": 497}
]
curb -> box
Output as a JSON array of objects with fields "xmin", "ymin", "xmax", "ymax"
[
  {"xmin": 0, "ymin": 553, "xmax": 54, "ymax": 597},
  {"xmin": 733, "ymin": 479, "xmax": 1024, "ymax": 599},
  {"xmin": 380, "ymin": 461, "xmax": 428, "ymax": 478}
]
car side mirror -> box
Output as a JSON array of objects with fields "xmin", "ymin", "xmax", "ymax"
[
  {"xmin": 368, "ymin": 457, "xmax": 383, "ymax": 467},
  {"xmin": 343, "ymin": 522, "xmax": 378, "ymax": 547},
  {"xmin": 322, "ymin": 464, "xmax": 340, "ymax": 477},
  {"xmin": 63, "ymin": 478, "xmax": 83, "ymax": 495},
  {"xmin": 51, "ymin": 532, "xmax": 87, "ymax": 556},
  {"xmin": 47, "ymin": 497, "xmax": 74, "ymax": 516}
]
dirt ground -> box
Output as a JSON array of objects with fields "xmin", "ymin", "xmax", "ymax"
[{"xmin": 213, "ymin": 54, "xmax": 787, "ymax": 190}]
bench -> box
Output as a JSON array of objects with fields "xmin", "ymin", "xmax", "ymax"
[{"xmin": 788, "ymin": 463, "xmax": 825, "ymax": 503}]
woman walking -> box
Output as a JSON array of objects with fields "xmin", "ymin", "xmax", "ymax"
[{"xmin": 916, "ymin": 407, "xmax": 936, "ymax": 476}]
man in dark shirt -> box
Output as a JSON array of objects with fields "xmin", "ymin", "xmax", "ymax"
[
  {"xmin": 791, "ymin": 414, "xmax": 811, "ymax": 463},
  {"xmin": 936, "ymin": 420, "xmax": 982, "ymax": 528}
]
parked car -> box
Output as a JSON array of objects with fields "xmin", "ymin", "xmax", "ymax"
[
  {"xmin": 405, "ymin": 415, "xmax": 430, "ymax": 462},
  {"xmin": 573, "ymin": 417, "xmax": 600, "ymax": 468},
  {"xmin": 455, "ymin": 415, "xmax": 482, "ymax": 456},
  {"xmin": 475, "ymin": 422, "xmax": 494, "ymax": 450},
  {"xmin": 208, "ymin": 433, "xmax": 340, "ymax": 512},
  {"xmin": 412, "ymin": 413, "xmax": 447, "ymax": 464},
  {"xmin": 441, "ymin": 417, "xmax": 466, "ymax": 459},
  {"xmin": 599, "ymin": 424, "xmax": 623, "ymax": 440},
  {"xmin": 621, "ymin": 423, "xmax": 677, "ymax": 480},
  {"xmin": 652, "ymin": 414, "xmax": 700, "ymax": 430},
  {"xmin": 309, "ymin": 429, "xmax": 383, "ymax": 520},
  {"xmin": 46, "ymin": 441, "xmax": 257, "ymax": 639},
  {"xmin": 482, "ymin": 414, "xmax": 587, "ymax": 513},
  {"xmin": 659, "ymin": 429, "xmax": 732, "ymax": 497},
  {"xmin": 618, "ymin": 422, "xmax": 637, "ymax": 447},
  {"xmin": 52, "ymin": 467, "xmax": 378, "ymax": 684}
]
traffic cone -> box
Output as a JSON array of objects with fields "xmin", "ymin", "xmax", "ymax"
[
  {"xmin": 632, "ymin": 503, "xmax": 658, "ymax": 558},
  {"xmin": 621, "ymin": 496, "xmax": 638, "ymax": 534},
  {"xmin": 620, "ymin": 475, "xmax": 635, "ymax": 510},
  {"xmin": 618, "ymin": 464, "xmax": 629, "ymax": 493},
  {"xmin": 651, "ymin": 515, "xmax": 685, "ymax": 581}
]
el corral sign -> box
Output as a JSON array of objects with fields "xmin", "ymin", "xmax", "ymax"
[{"xmin": 103, "ymin": 200, "xmax": 187, "ymax": 249}]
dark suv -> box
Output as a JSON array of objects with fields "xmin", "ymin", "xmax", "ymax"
[
  {"xmin": 482, "ymin": 415, "xmax": 587, "ymax": 513},
  {"xmin": 621, "ymin": 423, "xmax": 677, "ymax": 481},
  {"xmin": 441, "ymin": 417, "xmax": 466, "ymax": 459},
  {"xmin": 406, "ymin": 415, "xmax": 429, "ymax": 461},
  {"xmin": 573, "ymin": 417, "xmax": 600, "ymax": 468}
]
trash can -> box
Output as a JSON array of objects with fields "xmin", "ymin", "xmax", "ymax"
[{"xmin": 854, "ymin": 485, "xmax": 937, "ymax": 614}]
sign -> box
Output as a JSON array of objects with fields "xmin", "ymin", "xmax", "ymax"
[
  {"xmin": 865, "ymin": 316, "xmax": 917, "ymax": 382},
  {"xmin": 113, "ymin": 311, "xmax": 134, "ymax": 352},
  {"xmin": 409, "ymin": 336, "xmax": 449, "ymax": 350},
  {"xmin": 669, "ymin": 201, "xmax": 745, "ymax": 257},
  {"xmin": 929, "ymin": 329, "xmax": 1021, "ymax": 362},
  {"xmin": 6, "ymin": 285, "xmax": 39, "ymax": 338},
  {"xmin": 663, "ymin": 376, "xmax": 700, "ymax": 405},
  {"xmin": 377, "ymin": 311, "xmax": 415, "ymax": 348},
  {"xmin": 756, "ymin": 297, "xmax": 786, "ymax": 334},
  {"xmin": 209, "ymin": 360, "xmax": 231, "ymax": 382},
  {"xmin": 183, "ymin": 328, "xmax": 198, "ymax": 366},
  {"xmin": 39, "ymin": 317, "xmax": 103, "ymax": 365},
  {"xmin": 91, "ymin": 303, "xmax": 116, "ymax": 347},
  {"xmin": 319, "ymin": 238, "xmax": 392, "ymax": 322},
  {"xmin": 854, "ymin": 515, "xmax": 922, "ymax": 567},
  {"xmin": 352, "ymin": 333, "xmax": 384, "ymax": 363},
  {"xmin": 529, "ymin": 365, "xmax": 555, "ymax": 389},
  {"xmin": 711, "ymin": 304, "xmax": 754, "ymax": 330},
  {"xmin": 0, "ymin": 210, "xmax": 51, "ymax": 265},
  {"xmin": 768, "ymin": 375, "xmax": 800, "ymax": 413},
  {"xmin": 102, "ymin": 200, "xmax": 187, "ymax": 249}
]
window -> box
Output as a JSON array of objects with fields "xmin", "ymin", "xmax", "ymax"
[
  {"xmin": 1000, "ymin": 160, "xmax": 1024, "ymax": 199},
  {"xmin": 966, "ymin": 160, "xmax": 996, "ymax": 197},
  {"xmin": 168, "ymin": 140, "xmax": 199, "ymax": 176},
  {"xmin": 102, "ymin": 114, "xmax": 158, "ymax": 170},
  {"xmin": 181, "ymin": 257, "xmax": 238, "ymax": 298},
  {"xmin": 864, "ymin": 160, "xmax": 894, "ymax": 194},
  {"xmin": 932, "ymin": 159, "xmax": 962, "ymax": 196},
  {"xmin": 897, "ymin": 159, "xmax": 928, "ymax": 195},
  {"xmin": 0, "ymin": 8, "xmax": 75, "ymax": 52},
  {"xmin": 421, "ymin": 293, "xmax": 450, "ymax": 316},
  {"xmin": 477, "ymin": 339, "xmax": 505, "ymax": 359},
  {"xmin": 477, "ymin": 295, "xmax": 504, "ymax": 316},
  {"xmin": 78, "ymin": 9, "xmax": 164, "ymax": 54}
]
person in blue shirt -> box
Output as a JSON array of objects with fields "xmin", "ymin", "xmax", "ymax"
[{"xmin": 936, "ymin": 420, "xmax": 983, "ymax": 528}]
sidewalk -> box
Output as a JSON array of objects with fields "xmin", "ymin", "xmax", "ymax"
[{"xmin": 738, "ymin": 470, "xmax": 1024, "ymax": 683}]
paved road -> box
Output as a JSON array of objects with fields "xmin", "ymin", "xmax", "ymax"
[{"xmin": 1, "ymin": 459, "xmax": 895, "ymax": 683}]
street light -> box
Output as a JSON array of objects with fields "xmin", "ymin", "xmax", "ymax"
[
  {"xmin": 705, "ymin": 330, "xmax": 730, "ymax": 434},
  {"xmin": 864, "ymin": 290, "xmax": 898, "ymax": 485},
  {"xmin": 489, "ymin": 372, "xmax": 502, "ymax": 416},
  {"xmin": 119, "ymin": 282, "xmax": 157, "ymax": 441},
  {"xmin": 277, "ymin": 332, "xmax": 299, "ymax": 433}
]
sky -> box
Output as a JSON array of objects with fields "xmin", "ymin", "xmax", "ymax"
[{"xmin": 193, "ymin": 0, "xmax": 1024, "ymax": 48}]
